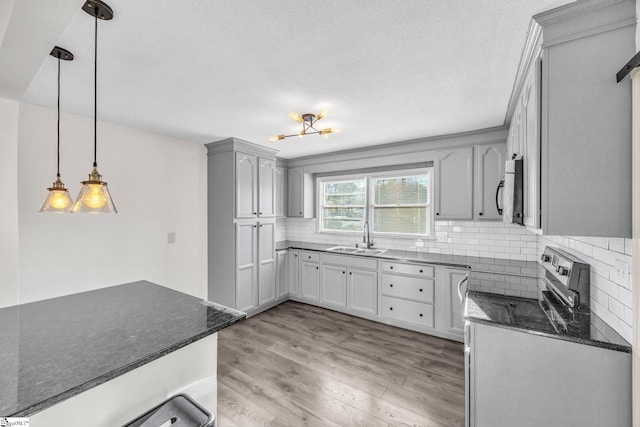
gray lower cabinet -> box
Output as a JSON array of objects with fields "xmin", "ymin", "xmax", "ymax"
[
  {"xmin": 321, "ymin": 253, "xmax": 378, "ymax": 316},
  {"xmin": 466, "ymin": 321, "xmax": 631, "ymax": 427},
  {"xmin": 299, "ymin": 251, "xmax": 320, "ymax": 301},
  {"xmin": 276, "ymin": 249, "xmax": 288, "ymax": 299},
  {"xmin": 288, "ymin": 250, "xmax": 299, "ymax": 296},
  {"xmin": 321, "ymin": 265, "xmax": 347, "ymax": 308},
  {"xmin": 347, "ymin": 268, "xmax": 377, "ymax": 316},
  {"xmin": 442, "ymin": 268, "xmax": 468, "ymax": 338}
]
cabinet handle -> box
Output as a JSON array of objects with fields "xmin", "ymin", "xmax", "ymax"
[
  {"xmin": 294, "ymin": 254, "xmax": 298, "ymax": 257},
  {"xmin": 349, "ymin": 272, "xmax": 352, "ymax": 275},
  {"xmin": 457, "ymin": 275, "xmax": 469, "ymax": 303},
  {"xmin": 390, "ymin": 266, "xmax": 394, "ymax": 270},
  {"xmin": 299, "ymin": 211, "xmax": 302, "ymax": 215},
  {"xmin": 436, "ymin": 212, "xmax": 440, "ymax": 216},
  {"xmin": 419, "ymin": 288, "xmax": 423, "ymax": 292},
  {"xmin": 389, "ymin": 307, "xmax": 393, "ymax": 311},
  {"xmin": 253, "ymin": 225, "xmax": 257, "ymax": 228},
  {"xmin": 479, "ymin": 212, "xmax": 483, "ymax": 216},
  {"xmin": 419, "ymin": 313, "xmax": 423, "ymax": 317},
  {"xmin": 342, "ymin": 271, "xmax": 345, "ymax": 274},
  {"xmin": 253, "ymin": 212, "xmax": 256, "ymax": 215},
  {"xmin": 259, "ymin": 224, "xmax": 263, "ymax": 227},
  {"xmin": 389, "ymin": 284, "xmax": 393, "ymax": 287},
  {"xmin": 419, "ymin": 269, "xmax": 423, "ymax": 273},
  {"xmin": 259, "ymin": 212, "xmax": 262, "ymax": 215},
  {"xmin": 496, "ymin": 180, "xmax": 504, "ymax": 215},
  {"xmin": 316, "ymin": 266, "xmax": 318, "ymax": 270},
  {"xmin": 308, "ymin": 256, "xmax": 311, "ymax": 259}
]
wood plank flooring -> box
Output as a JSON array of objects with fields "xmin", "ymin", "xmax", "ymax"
[{"xmin": 217, "ymin": 301, "xmax": 464, "ymax": 427}]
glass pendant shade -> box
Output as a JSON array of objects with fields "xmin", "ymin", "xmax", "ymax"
[
  {"xmin": 39, "ymin": 176, "xmax": 73, "ymax": 213},
  {"xmin": 71, "ymin": 165, "xmax": 117, "ymax": 213}
]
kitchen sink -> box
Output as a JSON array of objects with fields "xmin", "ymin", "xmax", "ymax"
[{"xmin": 327, "ymin": 246, "xmax": 388, "ymax": 256}]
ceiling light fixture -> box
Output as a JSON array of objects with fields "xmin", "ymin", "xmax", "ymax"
[
  {"xmin": 39, "ymin": 46, "xmax": 74, "ymax": 213},
  {"xmin": 72, "ymin": 0, "xmax": 117, "ymax": 214},
  {"xmin": 269, "ymin": 109, "xmax": 342, "ymax": 142}
]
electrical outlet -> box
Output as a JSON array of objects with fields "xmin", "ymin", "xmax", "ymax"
[
  {"xmin": 167, "ymin": 232, "xmax": 176, "ymax": 244},
  {"xmin": 612, "ymin": 259, "xmax": 628, "ymax": 286}
]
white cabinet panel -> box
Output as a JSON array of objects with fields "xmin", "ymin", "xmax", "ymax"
[
  {"xmin": 288, "ymin": 250, "xmax": 299, "ymax": 296},
  {"xmin": 474, "ymin": 144, "xmax": 506, "ymax": 220},
  {"xmin": 434, "ymin": 147, "xmax": 473, "ymax": 220},
  {"xmin": 235, "ymin": 152, "xmax": 257, "ymax": 218},
  {"xmin": 276, "ymin": 250, "xmax": 288, "ymax": 298},
  {"xmin": 300, "ymin": 261, "xmax": 319, "ymax": 301},
  {"xmin": 287, "ymin": 168, "xmax": 303, "ymax": 217},
  {"xmin": 348, "ymin": 269, "xmax": 378, "ymax": 316},
  {"xmin": 321, "ymin": 265, "xmax": 347, "ymax": 308},
  {"xmin": 258, "ymin": 158, "xmax": 276, "ymax": 218},
  {"xmin": 235, "ymin": 222, "xmax": 257, "ymax": 312},
  {"xmin": 381, "ymin": 296, "xmax": 434, "ymax": 328},
  {"xmin": 381, "ymin": 274, "xmax": 434, "ymax": 304},
  {"xmin": 275, "ymin": 167, "xmax": 287, "ymax": 217},
  {"xmin": 258, "ymin": 221, "xmax": 275, "ymax": 306},
  {"xmin": 443, "ymin": 268, "xmax": 467, "ymax": 338}
]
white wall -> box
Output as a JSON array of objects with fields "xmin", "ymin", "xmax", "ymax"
[
  {"xmin": 15, "ymin": 103, "xmax": 208, "ymax": 303},
  {"xmin": 0, "ymin": 97, "xmax": 20, "ymax": 308}
]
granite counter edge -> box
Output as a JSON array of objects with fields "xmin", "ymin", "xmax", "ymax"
[{"xmin": 14, "ymin": 312, "xmax": 246, "ymax": 417}]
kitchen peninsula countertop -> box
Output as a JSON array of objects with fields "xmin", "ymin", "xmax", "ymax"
[
  {"xmin": 0, "ymin": 280, "xmax": 245, "ymax": 417},
  {"xmin": 465, "ymin": 291, "xmax": 631, "ymax": 353},
  {"xmin": 278, "ymin": 240, "xmax": 539, "ymax": 277}
]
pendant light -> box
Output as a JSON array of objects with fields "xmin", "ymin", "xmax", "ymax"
[
  {"xmin": 71, "ymin": 0, "xmax": 117, "ymax": 214},
  {"xmin": 39, "ymin": 47, "xmax": 74, "ymax": 213}
]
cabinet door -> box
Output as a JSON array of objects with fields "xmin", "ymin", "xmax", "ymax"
[
  {"xmin": 300, "ymin": 262, "xmax": 319, "ymax": 301},
  {"xmin": 435, "ymin": 147, "xmax": 473, "ymax": 220},
  {"xmin": 258, "ymin": 221, "xmax": 275, "ymax": 306},
  {"xmin": 444, "ymin": 268, "xmax": 468, "ymax": 338},
  {"xmin": 348, "ymin": 268, "xmax": 378, "ymax": 315},
  {"xmin": 523, "ymin": 64, "xmax": 540, "ymax": 229},
  {"xmin": 235, "ymin": 221, "xmax": 257, "ymax": 312},
  {"xmin": 276, "ymin": 250, "xmax": 288, "ymax": 298},
  {"xmin": 474, "ymin": 144, "xmax": 506, "ymax": 220},
  {"xmin": 275, "ymin": 167, "xmax": 287, "ymax": 217},
  {"xmin": 235, "ymin": 152, "xmax": 257, "ymax": 218},
  {"xmin": 321, "ymin": 265, "xmax": 347, "ymax": 308},
  {"xmin": 288, "ymin": 250, "xmax": 299, "ymax": 296},
  {"xmin": 287, "ymin": 168, "xmax": 303, "ymax": 217},
  {"xmin": 258, "ymin": 158, "xmax": 276, "ymax": 218}
]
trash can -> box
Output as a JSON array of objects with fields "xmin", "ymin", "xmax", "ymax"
[{"xmin": 122, "ymin": 393, "xmax": 215, "ymax": 427}]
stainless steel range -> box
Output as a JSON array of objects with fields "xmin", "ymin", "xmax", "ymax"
[{"xmin": 539, "ymin": 246, "xmax": 590, "ymax": 333}]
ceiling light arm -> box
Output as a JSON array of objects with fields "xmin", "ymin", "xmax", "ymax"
[
  {"xmin": 93, "ymin": 6, "xmax": 98, "ymax": 167},
  {"xmin": 56, "ymin": 52, "xmax": 61, "ymax": 177}
]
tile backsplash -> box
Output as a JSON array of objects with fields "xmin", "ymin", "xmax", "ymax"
[{"xmin": 279, "ymin": 217, "xmax": 634, "ymax": 343}]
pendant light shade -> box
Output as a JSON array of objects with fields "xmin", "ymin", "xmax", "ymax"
[
  {"xmin": 40, "ymin": 46, "xmax": 74, "ymax": 213},
  {"xmin": 71, "ymin": 0, "xmax": 116, "ymax": 214}
]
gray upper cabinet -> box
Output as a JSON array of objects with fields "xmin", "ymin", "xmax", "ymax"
[
  {"xmin": 474, "ymin": 143, "xmax": 506, "ymax": 220},
  {"xmin": 435, "ymin": 147, "xmax": 474, "ymax": 220},
  {"xmin": 258, "ymin": 158, "xmax": 276, "ymax": 218},
  {"xmin": 275, "ymin": 166, "xmax": 287, "ymax": 217},
  {"xmin": 287, "ymin": 167, "xmax": 314, "ymax": 218},
  {"xmin": 507, "ymin": 0, "xmax": 634, "ymax": 237},
  {"xmin": 235, "ymin": 152, "xmax": 258, "ymax": 218}
]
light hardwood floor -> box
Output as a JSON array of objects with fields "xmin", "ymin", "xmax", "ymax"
[{"xmin": 217, "ymin": 301, "xmax": 465, "ymax": 427}]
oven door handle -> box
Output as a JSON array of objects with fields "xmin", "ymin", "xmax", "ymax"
[{"xmin": 457, "ymin": 275, "xmax": 469, "ymax": 303}]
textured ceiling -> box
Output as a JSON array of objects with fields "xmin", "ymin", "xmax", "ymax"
[{"xmin": 19, "ymin": 0, "xmax": 573, "ymax": 159}]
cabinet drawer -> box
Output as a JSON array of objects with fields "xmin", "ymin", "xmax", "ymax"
[
  {"xmin": 300, "ymin": 251, "xmax": 320, "ymax": 263},
  {"xmin": 381, "ymin": 261, "xmax": 434, "ymax": 277},
  {"xmin": 381, "ymin": 296, "xmax": 434, "ymax": 328},
  {"xmin": 322, "ymin": 253, "xmax": 378, "ymax": 270},
  {"xmin": 381, "ymin": 274, "xmax": 434, "ymax": 303}
]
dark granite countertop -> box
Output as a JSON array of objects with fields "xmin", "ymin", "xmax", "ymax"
[
  {"xmin": 278, "ymin": 240, "xmax": 538, "ymax": 276},
  {"xmin": 0, "ymin": 281, "xmax": 245, "ymax": 417},
  {"xmin": 464, "ymin": 291, "xmax": 631, "ymax": 353}
]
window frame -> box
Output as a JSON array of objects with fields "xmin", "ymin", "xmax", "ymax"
[{"xmin": 316, "ymin": 168, "xmax": 434, "ymax": 238}]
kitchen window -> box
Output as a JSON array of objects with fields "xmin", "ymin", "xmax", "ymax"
[{"xmin": 318, "ymin": 168, "xmax": 433, "ymax": 237}]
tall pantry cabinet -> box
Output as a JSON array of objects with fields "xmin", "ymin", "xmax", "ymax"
[{"xmin": 206, "ymin": 138, "xmax": 279, "ymax": 315}]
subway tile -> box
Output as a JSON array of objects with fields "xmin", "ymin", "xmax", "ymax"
[
  {"xmin": 624, "ymin": 306, "xmax": 634, "ymax": 326},
  {"xmin": 608, "ymin": 238, "xmax": 625, "ymax": 254},
  {"xmin": 618, "ymin": 287, "xmax": 633, "ymax": 309},
  {"xmin": 624, "ymin": 239, "xmax": 633, "ymax": 256},
  {"xmin": 618, "ymin": 322, "xmax": 632, "ymax": 344},
  {"xmin": 608, "ymin": 297, "xmax": 625, "ymax": 319}
]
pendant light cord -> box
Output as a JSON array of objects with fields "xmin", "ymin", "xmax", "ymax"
[
  {"xmin": 93, "ymin": 9, "xmax": 98, "ymax": 167},
  {"xmin": 57, "ymin": 54, "xmax": 61, "ymax": 178}
]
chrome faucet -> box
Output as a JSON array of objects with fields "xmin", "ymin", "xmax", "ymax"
[{"xmin": 361, "ymin": 221, "xmax": 374, "ymax": 249}]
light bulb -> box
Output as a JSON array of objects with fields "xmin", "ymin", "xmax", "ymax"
[
  {"xmin": 289, "ymin": 112, "xmax": 302, "ymax": 122},
  {"xmin": 49, "ymin": 190, "xmax": 70, "ymax": 209},
  {"xmin": 322, "ymin": 133, "xmax": 330, "ymax": 139},
  {"xmin": 269, "ymin": 135, "xmax": 279, "ymax": 142},
  {"xmin": 297, "ymin": 131, "xmax": 304, "ymax": 138},
  {"xmin": 318, "ymin": 109, "xmax": 329, "ymax": 120},
  {"xmin": 83, "ymin": 184, "xmax": 107, "ymax": 209},
  {"xmin": 332, "ymin": 127, "xmax": 342, "ymax": 133}
]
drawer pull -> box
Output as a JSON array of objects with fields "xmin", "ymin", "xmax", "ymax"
[
  {"xmin": 349, "ymin": 272, "xmax": 352, "ymax": 275},
  {"xmin": 419, "ymin": 288, "xmax": 423, "ymax": 292},
  {"xmin": 316, "ymin": 266, "xmax": 318, "ymax": 270},
  {"xmin": 419, "ymin": 269, "xmax": 423, "ymax": 273},
  {"xmin": 342, "ymin": 271, "xmax": 345, "ymax": 274},
  {"xmin": 389, "ymin": 307, "xmax": 393, "ymax": 311},
  {"xmin": 390, "ymin": 266, "xmax": 394, "ymax": 270},
  {"xmin": 308, "ymin": 256, "xmax": 311, "ymax": 259},
  {"xmin": 419, "ymin": 313, "xmax": 423, "ymax": 317},
  {"xmin": 389, "ymin": 284, "xmax": 393, "ymax": 287}
]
